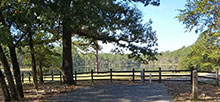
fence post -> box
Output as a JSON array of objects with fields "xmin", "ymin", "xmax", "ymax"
[
  {"xmin": 51, "ymin": 71, "xmax": 54, "ymax": 81},
  {"xmin": 192, "ymin": 70, "xmax": 198, "ymax": 100},
  {"xmin": 28, "ymin": 73, "xmax": 31, "ymax": 82},
  {"xmin": 60, "ymin": 71, "xmax": 62, "ymax": 84},
  {"xmin": 75, "ymin": 71, "xmax": 77, "ymax": 85},
  {"xmin": 143, "ymin": 69, "xmax": 145, "ymax": 82},
  {"xmin": 91, "ymin": 69, "xmax": 94, "ymax": 83},
  {"xmin": 216, "ymin": 69, "xmax": 219, "ymax": 86},
  {"xmin": 110, "ymin": 69, "xmax": 112, "ymax": 83},
  {"xmin": 132, "ymin": 68, "xmax": 135, "ymax": 83},
  {"xmin": 159, "ymin": 67, "xmax": 161, "ymax": 83},
  {"xmin": 190, "ymin": 66, "xmax": 194, "ymax": 84},
  {"xmin": 21, "ymin": 73, "xmax": 24, "ymax": 83}
]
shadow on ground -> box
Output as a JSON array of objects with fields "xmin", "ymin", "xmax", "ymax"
[{"xmin": 48, "ymin": 84, "xmax": 173, "ymax": 102}]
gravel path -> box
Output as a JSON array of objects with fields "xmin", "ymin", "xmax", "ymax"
[{"xmin": 48, "ymin": 84, "xmax": 173, "ymax": 102}]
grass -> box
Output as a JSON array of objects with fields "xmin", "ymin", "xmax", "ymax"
[
  {"xmin": 20, "ymin": 67, "xmax": 32, "ymax": 72},
  {"xmin": 21, "ymin": 71, "xmax": 194, "ymax": 83}
]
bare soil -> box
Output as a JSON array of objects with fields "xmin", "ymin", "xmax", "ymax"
[
  {"xmin": 163, "ymin": 82, "xmax": 220, "ymax": 102},
  {"xmin": 0, "ymin": 81, "xmax": 220, "ymax": 102}
]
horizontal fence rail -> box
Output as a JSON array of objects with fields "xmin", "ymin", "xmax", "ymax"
[{"xmin": 20, "ymin": 68, "xmax": 219, "ymax": 86}]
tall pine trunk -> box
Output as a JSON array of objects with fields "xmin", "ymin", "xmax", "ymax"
[
  {"xmin": 28, "ymin": 33, "xmax": 38, "ymax": 89},
  {"xmin": 95, "ymin": 42, "xmax": 99, "ymax": 74},
  {"xmin": 9, "ymin": 46, "xmax": 24, "ymax": 98},
  {"xmin": 0, "ymin": 45, "xmax": 18, "ymax": 100},
  {"xmin": 61, "ymin": 0, "xmax": 74, "ymax": 85},
  {"xmin": 39, "ymin": 61, "xmax": 44, "ymax": 84},
  {"xmin": 0, "ymin": 69, "xmax": 11, "ymax": 101}
]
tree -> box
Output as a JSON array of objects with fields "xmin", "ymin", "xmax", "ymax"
[
  {"xmin": 9, "ymin": 0, "xmax": 57, "ymax": 89},
  {"xmin": 0, "ymin": 1, "xmax": 21, "ymax": 99},
  {"xmin": 34, "ymin": 33, "xmax": 61, "ymax": 83},
  {"xmin": 177, "ymin": 0, "xmax": 219, "ymax": 33},
  {"xmin": 178, "ymin": 33, "xmax": 220, "ymax": 70},
  {"xmin": 28, "ymin": 32, "xmax": 38, "ymax": 88},
  {"xmin": 0, "ymin": 69, "xmax": 11, "ymax": 101},
  {"xmin": 48, "ymin": 0, "xmax": 159, "ymax": 84},
  {"xmin": 0, "ymin": 45, "xmax": 18, "ymax": 100},
  {"xmin": 1, "ymin": 0, "xmax": 160, "ymax": 86},
  {"xmin": 177, "ymin": 0, "xmax": 220, "ymax": 70},
  {"xmin": 94, "ymin": 41, "xmax": 100, "ymax": 73},
  {"xmin": 9, "ymin": 45, "xmax": 24, "ymax": 98}
]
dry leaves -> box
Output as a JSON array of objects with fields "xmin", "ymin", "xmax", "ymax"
[
  {"xmin": 0, "ymin": 82, "xmax": 83, "ymax": 102},
  {"xmin": 163, "ymin": 82, "xmax": 220, "ymax": 102},
  {"xmin": 0, "ymin": 81, "xmax": 219, "ymax": 102}
]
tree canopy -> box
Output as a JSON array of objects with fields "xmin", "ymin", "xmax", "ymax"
[
  {"xmin": 0, "ymin": 0, "xmax": 161, "ymax": 100},
  {"xmin": 176, "ymin": 0, "xmax": 219, "ymax": 70},
  {"xmin": 177, "ymin": 0, "xmax": 219, "ymax": 33}
]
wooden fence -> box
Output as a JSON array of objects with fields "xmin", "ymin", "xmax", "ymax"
[{"xmin": 21, "ymin": 68, "xmax": 219, "ymax": 85}]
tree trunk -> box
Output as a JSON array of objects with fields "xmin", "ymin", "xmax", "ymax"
[
  {"xmin": 95, "ymin": 42, "xmax": 99, "ymax": 74},
  {"xmin": 9, "ymin": 46, "xmax": 24, "ymax": 98},
  {"xmin": 62, "ymin": 22, "xmax": 74, "ymax": 85},
  {"xmin": 0, "ymin": 69, "xmax": 11, "ymax": 101},
  {"xmin": 39, "ymin": 61, "xmax": 44, "ymax": 84},
  {"xmin": 28, "ymin": 33, "xmax": 38, "ymax": 89},
  {"xmin": 0, "ymin": 45, "xmax": 18, "ymax": 100},
  {"xmin": 61, "ymin": 0, "xmax": 74, "ymax": 85}
]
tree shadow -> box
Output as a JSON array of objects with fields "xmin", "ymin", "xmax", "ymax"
[{"xmin": 49, "ymin": 84, "xmax": 173, "ymax": 102}]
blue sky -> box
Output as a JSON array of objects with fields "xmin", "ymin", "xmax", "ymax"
[{"xmin": 101, "ymin": 0, "xmax": 199, "ymax": 53}]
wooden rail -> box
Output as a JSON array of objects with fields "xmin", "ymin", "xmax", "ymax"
[{"xmin": 20, "ymin": 68, "xmax": 219, "ymax": 86}]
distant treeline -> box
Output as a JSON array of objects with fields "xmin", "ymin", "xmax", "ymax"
[
  {"xmin": 157, "ymin": 33, "xmax": 220, "ymax": 71},
  {"xmin": 5, "ymin": 32, "xmax": 219, "ymax": 72}
]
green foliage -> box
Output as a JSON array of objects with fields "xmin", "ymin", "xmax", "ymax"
[
  {"xmin": 1, "ymin": 0, "xmax": 160, "ymax": 73},
  {"xmin": 176, "ymin": 0, "xmax": 220, "ymax": 33},
  {"xmin": 18, "ymin": 46, "xmax": 144, "ymax": 73},
  {"xmin": 176, "ymin": 0, "xmax": 220, "ymax": 71},
  {"xmin": 46, "ymin": 0, "xmax": 159, "ymax": 63},
  {"xmin": 21, "ymin": 33, "xmax": 61, "ymax": 70},
  {"xmin": 156, "ymin": 46, "xmax": 191, "ymax": 66},
  {"xmin": 157, "ymin": 32, "xmax": 219, "ymax": 71},
  {"xmin": 181, "ymin": 32, "xmax": 220, "ymax": 70}
]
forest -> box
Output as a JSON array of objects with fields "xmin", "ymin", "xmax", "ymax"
[
  {"xmin": 11, "ymin": 33, "xmax": 220, "ymax": 73},
  {"xmin": 157, "ymin": 32, "xmax": 220, "ymax": 71},
  {"xmin": 0, "ymin": 0, "xmax": 219, "ymax": 101}
]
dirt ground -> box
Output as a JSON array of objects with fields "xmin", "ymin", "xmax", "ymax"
[
  {"xmin": 48, "ymin": 83, "xmax": 173, "ymax": 102},
  {"xmin": 163, "ymin": 82, "xmax": 220, "ymax": 102},
  {"xmin": 0, "ymin": 81, "xmax": 220, "ymax": 102},
  {"xmin": 0, "ymin": 82, "xmax": 83, "ymax": 102}
]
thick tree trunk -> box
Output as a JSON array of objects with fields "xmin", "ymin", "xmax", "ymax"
[
  {"xmin": 0, "ymin": 69, "xmax": 11, "ymax": 101},
  {"xmin": 62, "ymin": 23, "xmax": 74, "ymax": 85},
  {"xmin": 39, "ymin": 61, "xmax": 44, "ymax": 84},
  {"xmin": 9, "ymin": 46, "xmax": 24, "ymax": 98},
  {"xmin": 61, "ymin": 0, "xmax": 74, "ymax": 85},
  {"xmin": 28, "ymin": 33, "xmax": 38, "ymax": 89},
  {"xmin": 0, "ymin": 45, "xmax": 18, "ymax": 100}
]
